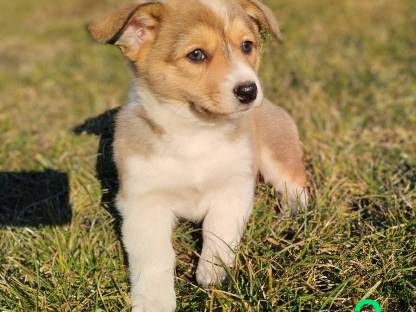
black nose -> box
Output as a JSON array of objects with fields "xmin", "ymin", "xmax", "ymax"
[{"xmin": 233, "ymin": 82, "xmax": 258, "ymax": 104}]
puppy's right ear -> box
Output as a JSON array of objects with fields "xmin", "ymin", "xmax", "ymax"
[
  {"xmin": 88, "ymin": 1, "xmax": 165, "ymax": 60},
  {"xmin": 238, "ymin": 0, "xmax": 282, "ymax": 42}
]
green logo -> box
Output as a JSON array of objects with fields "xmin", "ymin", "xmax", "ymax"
[{"xmin": 354, "ymin": 299, "xmax": 381, "ymax": 312}]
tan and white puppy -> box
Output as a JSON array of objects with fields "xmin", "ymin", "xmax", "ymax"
[{"xmin": 89, "ymin": 0, "xmax": 308, "ymax": 311}]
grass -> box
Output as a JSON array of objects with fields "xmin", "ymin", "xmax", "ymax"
[{"xmin": 0, "ymin": 0, "xmax": 415, "ymax": 311}]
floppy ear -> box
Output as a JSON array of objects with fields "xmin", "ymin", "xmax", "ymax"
[
  {"xmin": 88, "ymin": 1, "xmax": 164, "ymax": 60},
  {"xmin": 238, "ymin": 0, "xmax": 283, "ymax": 42}
]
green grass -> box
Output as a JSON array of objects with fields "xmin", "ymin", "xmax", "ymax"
[{"xmin": 1, "ymin": 0, "xmax": 415, "ymax": 311}]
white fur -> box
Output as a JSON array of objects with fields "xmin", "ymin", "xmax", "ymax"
[
  {"xmin": 199, "ymin": 0, "xmax": 230, "ymax": 25},
  {"xmin": 118, "ymin": 85, "xmax": 256, "ymax": 312}
]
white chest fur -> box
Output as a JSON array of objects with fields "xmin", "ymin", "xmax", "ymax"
[{"xmin": 121, "ymin": 119, "xmax": 255, "ymax": 220}]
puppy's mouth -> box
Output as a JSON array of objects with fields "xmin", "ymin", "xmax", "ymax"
[{"xmin": 188, "ymin": 100, "xmax": 252, "ymax": 119}]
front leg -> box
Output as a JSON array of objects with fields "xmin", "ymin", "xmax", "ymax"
[
  {"xmin": 196, "ymin": 178, "xmax": 255, "ymax": 287},
  {"xmin": 118, "ymin": 195, "xmax": 177, "ymax": 312}
]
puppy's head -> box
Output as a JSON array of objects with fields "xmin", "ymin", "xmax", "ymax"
[{"xmin": 89, "ymin": 0, "xmax": 281, "ymax": 117}]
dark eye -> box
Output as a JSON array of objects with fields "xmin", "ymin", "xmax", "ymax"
[
  {"xmin": 187, "ymin": 49, "xmax": 208, "ymax": 63},
  {"xmin": 241, "ymin": 41, "xmax": 254, "ymax": 54}
]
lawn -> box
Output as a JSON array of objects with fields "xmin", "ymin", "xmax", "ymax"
[{"xmin": 0, "ymin": 0, "xmax": 415, "ymax": 311}]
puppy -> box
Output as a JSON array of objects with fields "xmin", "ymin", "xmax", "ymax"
[{"xmin": 89, "ymin": 0, "xmax": 308, "ymax": 311}]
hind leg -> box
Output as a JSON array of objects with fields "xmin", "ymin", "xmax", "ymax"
[
  {"xmin": 254, "ymin": 99, "xmax": 308, "ymax": 214},
  {"xmin": 259, "ymin": 146, "xmax": 308, "ymax": 215}
]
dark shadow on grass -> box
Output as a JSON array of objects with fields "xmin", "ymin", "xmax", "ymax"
[
  {"xmin": 73, "ymin": 107, "xmax": 122, "ymax": 237},
  {"xmin": 0, "ymin": 169, "xmax": 71, "ymax": 227}
]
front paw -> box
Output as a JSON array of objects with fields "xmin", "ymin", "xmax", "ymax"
[
  {"xmin": 276, "ymin": 187, "xmax": 308, "ymax": 216},
  {"xmin": 132, "ymin": 290, "xmax": 176, "ymax": 312},
  {"xmin": 288, "ymin": 187, "xmax": 308, "ymax": 216},
  {"xmin": 196, "ymin": 259, "xmax": 228, "ymax": 288}
]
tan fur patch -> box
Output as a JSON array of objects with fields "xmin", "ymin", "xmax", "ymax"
[
  {"xmin": 253, "ymin": 99, "xmax": 307, "ymax": 187},
  {"xmin": 114, "ymin": 105, "xmax": 164, "ymax": 193}
]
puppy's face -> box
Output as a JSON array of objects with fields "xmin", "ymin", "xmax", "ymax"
[{"xmin": 89, "ymin": 0, "xmax": 281, "ymax": 117}]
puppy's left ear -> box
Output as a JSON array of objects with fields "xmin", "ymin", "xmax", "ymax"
[
  {"xmin": 238, "ymin": 0, "xmax": 283, "ymax": 42},
  {"xmin": 88, "ymin": 1, "xmax": 165, "ymax": 60}
]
